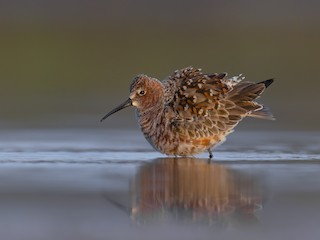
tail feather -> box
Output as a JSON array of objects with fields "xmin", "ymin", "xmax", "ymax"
[
  {"xmin": 227, "ymin": 78, "xmax": 274, "ymax": 120},
  {"xmin": 259, "ymin": 79, "xmax": 274, "ymax": 88},
  {"xmin": 248, "ymin": 106, "xmax": 275, "ymax": 120},
  {"xmin": 228, "ymin": 82, "xmax": 266, "ymax": 102}
]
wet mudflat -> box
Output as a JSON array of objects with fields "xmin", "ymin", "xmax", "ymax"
[{"xmin": 0, "ymin": 129, "xmax": 319, "ymax": 240}]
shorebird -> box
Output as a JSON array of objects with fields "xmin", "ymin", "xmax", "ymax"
[{"xmin": 101, "ymin": 67, "xmax": 274, "ymax": 158}]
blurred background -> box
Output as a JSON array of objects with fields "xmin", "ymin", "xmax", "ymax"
[{"xmin": 1, "ymin": 0, "xmax": 319, "ymax": 130}]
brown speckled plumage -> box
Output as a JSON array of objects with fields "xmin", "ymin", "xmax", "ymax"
[{"xmin": 101, "ymin": 66, "xmax": 274, "ymax": 158}]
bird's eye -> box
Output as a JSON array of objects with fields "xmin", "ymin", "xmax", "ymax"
[{"xmin": 138, "ymin": 90, "xmax": 146, "ymax": 96}]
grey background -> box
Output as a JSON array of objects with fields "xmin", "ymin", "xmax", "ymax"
[{"xmin": 1, "ymin": 0, "xmax": 319, "ymax": 130}]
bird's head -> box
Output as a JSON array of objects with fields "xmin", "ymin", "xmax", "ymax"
[{"xmin": 100, "ymin": 74, "xmax": 164, "ymax": 122}]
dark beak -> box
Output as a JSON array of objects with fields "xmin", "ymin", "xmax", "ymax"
[{"xmin": 100, "ymin": 98, "xmax": 132, "ymax": 122}]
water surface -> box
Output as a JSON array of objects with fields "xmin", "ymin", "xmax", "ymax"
[{"xmin": 0, "ymin": 129, "xmax": 319, "ymax": 240}]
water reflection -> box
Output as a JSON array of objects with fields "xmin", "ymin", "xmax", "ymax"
[{"xmin": 131, "ymin": 158, "xmax": 262, "ymax": 226}]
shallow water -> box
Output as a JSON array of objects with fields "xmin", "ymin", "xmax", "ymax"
[{"xmin": 0, "ymin": 129, "xmax": 319, "ymax": 240}]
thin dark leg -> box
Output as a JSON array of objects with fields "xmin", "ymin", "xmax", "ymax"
[{"xmin": 208, "ymin": 149, "xmax": 213, "ymax": 159}]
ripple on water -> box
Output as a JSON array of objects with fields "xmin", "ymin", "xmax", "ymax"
[{"xmin": 0, "ymin": 129, "xmax": 319, "ymax": 165}]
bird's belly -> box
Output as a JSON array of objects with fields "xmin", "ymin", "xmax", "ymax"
[
  {"xmin": 142, "ymin": 124, "xmax": 229, "ymax": 156},
  {"xmin": 156, "ymin": 136, "xmax": 215, "ymax": 156},
  {"xmin": 138, "ymin": 111, "xmax": 228, "ymax": 156}
]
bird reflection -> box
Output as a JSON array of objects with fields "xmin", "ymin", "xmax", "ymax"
[{"xmin": 131, "ymin": 158, "xmax": 262, "ymax": 226}]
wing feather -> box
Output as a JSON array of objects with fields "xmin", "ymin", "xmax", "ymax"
[{"xmin": 163, "ymin": 67, "xmax": 273, "ymax": 143}]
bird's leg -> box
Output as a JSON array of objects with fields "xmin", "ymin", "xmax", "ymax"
[{"xmin": 208, "ymin": 149, "xmax": 213, "ymax": 161}]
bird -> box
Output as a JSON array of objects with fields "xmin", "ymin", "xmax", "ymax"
[{"xmin": 101, "ymin": 66, "xmax": 274, "ymax": 158}]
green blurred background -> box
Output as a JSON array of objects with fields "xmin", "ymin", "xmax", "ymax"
[{"xmin": 1, "ymin": 0, "xmax": 319, "ymax": 130}]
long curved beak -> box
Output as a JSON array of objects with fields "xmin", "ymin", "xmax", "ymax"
[{"xmin": 100, "ymin": 98, "xmax": 132, "ymax": 122}]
